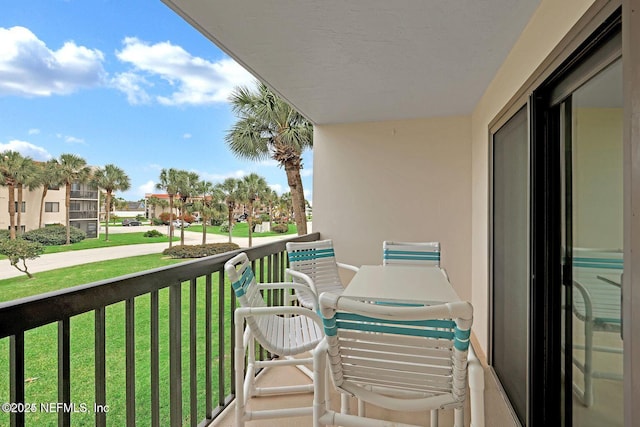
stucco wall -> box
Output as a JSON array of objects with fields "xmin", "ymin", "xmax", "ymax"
[
  {"xmin": 470, "ymin": 0, "xmax": 598, "ymax": 351},
  {"xmin": 313, "ymin": 116, "xmax": 472, "ymax": 300}
]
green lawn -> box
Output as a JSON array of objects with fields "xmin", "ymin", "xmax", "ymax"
[
  {"xmin": 0, "ymin": 254, "xmax": 233, "ymax": 426},
  {"xmin": 41, "ymin": 232, "xmax": 178, "ymax": 254},
  {"xmin": 189, "ymin": 221, "xmax": 297, "ymax": 238}
]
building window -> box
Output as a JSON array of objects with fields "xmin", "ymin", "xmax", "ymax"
[
  {"xmin": 9, "ymin": 201, "xmax": 26, "ymax": 213},
  {"xmin": 45, "ymin": 202, "xmax": 60, "ymax": 212},
  {"xmin": 48, "ymin": 185, "xmax": 60, "ymax": 190}
]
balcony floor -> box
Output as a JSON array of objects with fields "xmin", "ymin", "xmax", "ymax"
[{"xmin": 211, "ymin": 354, "xmax": 518, "ymax": 427}]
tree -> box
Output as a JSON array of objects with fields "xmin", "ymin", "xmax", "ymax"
[
  {"xmin": 193, "ymin": 180, "xmax": 221, "ymax": 244},
  {"xmin": 15, "ymin": 156, "xmax": 38, "ymax": 236},
  {"xmin": 92, "ymin": 164, "xmax": 131, "ymax": 241},
  {"xmin": 226, "ymin": 82, "xmax": 312, "ymax": 235},
  {"xmin": 0, "ymin": 151, "xmax": 33, "ymax": 240},
  {"xmin": 58, "ymin": 154, "xmax": 92, "ymax": 245},
  {"xmin": 215, "ymin": 178, "xmax": 242, "ymax": 244},
  {"xmin": 157, "ymin": 168, "xmax": 181, "ymax": 248},
  {"xmin": 37, "ymin": 159, "xmax": 64, "ymax": 228},
  {"xmin": 0, "ymin": 238, "xmax": 44, "ymax": 279},
  {"xmin": 239, "ymin": 173, "xmax": 269, "ymax": 248},
  {"xmin": 175, "ymin": 170, "xmax": 199, "ymax": 245}
]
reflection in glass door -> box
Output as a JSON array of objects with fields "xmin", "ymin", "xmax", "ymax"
[{"xmin": 560, "ymin": 58, "xmax": 623, "ymax": 426}]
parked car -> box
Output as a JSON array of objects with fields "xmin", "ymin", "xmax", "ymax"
[
  {"xmin": 122, "ymin": 219, "xmax": 141, "ymax": 226},
  {"xmin": 172, "ymin": 220, "xmax": 190, "ymax": 228},
  {"xmin": 235, "ymin": 213, "xmax": 248, "ymax": 222}
]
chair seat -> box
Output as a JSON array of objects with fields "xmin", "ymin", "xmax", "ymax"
[{"xmin": 254, "ymin": 312, "xmax": 324, "ymax": 356}]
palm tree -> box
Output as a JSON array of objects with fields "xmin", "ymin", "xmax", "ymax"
[
  {"xmin": 37, "ymin": 159, "xmax": 64, "ymax": 228},
  {"xmin": 193, "ymin": 180, "xmax": 217, "ymax": 244},
  {"xmin": 14, "ymin": 156, "xmax": 38, "ymax": 236},
  {"xmin": 174, "ymin": 170, "xmax": 199, "ymax": 245},
  {"xmin": 157, "ymin": 168, "xmax": 181, "ymax": 248},
  {"xmin": 92, "ymin": 164, "xmax": 131, "ymax": 241},
  {"xmin": 0, "ymin": 151, "xmax": 31, "ymax": 239},
  {"xmin": 239, "ymin": 173, "xmax": 269, "ymax": 247},
  {"xmin": 226, "ymin": 82, "xmax": 313, "ymax": 235},
  {"xmin": 58, "ymin": 154, "xmax": 92, "ymax": 245},
  {"xmin": 215, "ymin": 178, "xmax": 242, "ymax": 243}
]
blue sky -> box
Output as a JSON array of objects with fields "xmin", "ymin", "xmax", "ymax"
[{"xmin": 0, "ymin": 0, "xmax": 313, "ymax": 202}]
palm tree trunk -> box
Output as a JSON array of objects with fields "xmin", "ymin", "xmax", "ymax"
[
  {"xmin": 284, "ymin": 159, "xmax": 307, "ymax": 235},
  {"xmin": 16, "ymin": 184, "xmax": 23, "ymax": 236},
  {"xmin": 104, "ymin": 191, "xmax": 112, "ymax": 241},
  {"xmin": 8, "ymin": 184, "xmax": 16, "ymax": 240},
  {"xmin": 247, "ymin": 201, "xmax": 253, "ymax": 248},
  {"xmin": 227, "ymin": 203, "xmax": 234, "ymax": 243},
  {"xmin": 39, "ymin": 187, "xmax": 49, "ymax": 228},
  {"xmin": 65, "ymin": 182, "xmax": 71, "ymax": 245},
  {"xmin": 168, "ymin": 196, "xmax": 174, "ymax": 248}
]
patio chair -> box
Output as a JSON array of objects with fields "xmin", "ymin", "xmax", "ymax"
[
  {"xmin": 569, "ymin": 248, "xmax": 623, "ymax": 407},
  {"xmin": 286, "ymin": 239, "xmax": 359, "ymax": 309},
  {"xmin": 225, "ymin": 252, "xmax": 324, "ymax": 427},
  {"xmin": 382, "ymin": 240, "xmax": 449, "ymax": 279},
  {"xmin": 313, "ymin": 292, "xmax": 475, "ymax": 427}
]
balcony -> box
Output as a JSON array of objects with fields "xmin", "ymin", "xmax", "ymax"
[
  {"xmin": 69, "ymin": 211, "xmax": 98, "ymax": 220},
  {"xmin": 70, "ymin": 191, "xmax": 98, "ymax": 200},
  {"xmin": 0, "ymin": 232, "xmax": 514, "ymax": 426}
]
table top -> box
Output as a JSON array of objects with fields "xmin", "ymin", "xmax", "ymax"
[{"xmin": 342, "ymin": 265, "xmax": 460, "ymax": 304}]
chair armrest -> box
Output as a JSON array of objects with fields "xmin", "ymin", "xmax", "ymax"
[
  {"xmin": 572, "ymin": 280, "xmax": 593, "ymax": 320},
  {"xmin": 336, "ymin": 262, "xmax": 360, "ymax": 273},
  {"xmin": 235, "ymin": 305, "xmax": 322, "ymax": 327},
  {"xmin": 258, "ymin": 280, "xmax": 320, "ymax": 311}
]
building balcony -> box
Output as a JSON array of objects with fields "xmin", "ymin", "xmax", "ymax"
[
  {"xmin": 70, "ymin": 190, "xmax": 98, "ymax": 200},
  {"xmin": 0, "ymin": 232, "xmax": 513, "ymax": 426},
  {"xmin": 69, "ymin": 211, "xmax": 99, "ymax": 220}
]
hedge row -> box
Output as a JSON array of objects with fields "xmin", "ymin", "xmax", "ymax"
[
  {"xmin": 22, "ymin": 225, "xmax": 86, "ymax": 245},
  {"xmin": 162, "ymin": 242, "xmax": 240, "ymax": 259}
]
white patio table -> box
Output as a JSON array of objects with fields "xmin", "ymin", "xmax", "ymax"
[{"xmin": 341, "ymin": 264, "xmax": 486, "ymax": 427}]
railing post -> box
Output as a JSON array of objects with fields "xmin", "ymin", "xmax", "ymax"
[
  {"xmin": 58, "ymin": 318, "xmax": 70, "ymax": 427},
  {"xmin": 169, "ymin": 282, "xmax": 182, "ymax": 426},
  {"xmin": 151, "ymin": 291, "xmax": 160, "ymax": 427},
  {"xmin": 9, "ymin": 333, "xmax": 25, "ymax": 427},
  {"xmin": 95, "ymin": 307, "xmax": 106, "ymax": 427},
  {"xmin": 125, "ymin": 298, "xmax": 136, "ymax": 426},
  {"xmin": 189, "ymin": 279, "xmax": 197, "ymax": 427}
]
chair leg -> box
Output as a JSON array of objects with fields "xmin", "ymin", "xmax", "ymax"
[
  {"xmin": 430, "ymin": 409, "xmax": 438, "ymax": 426},
  {"xmin": 235, "ymin": 320, "xmax": 247, "ymax": 427},
  {"xmin": 454, "ymin": 407, "xmax": 464, "ymax": 427},
  {"xmin": 583, "ymin": 317, "xmax": 594, "ymax": 407}
]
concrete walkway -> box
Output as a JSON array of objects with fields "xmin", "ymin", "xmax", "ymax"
[{"xmin": 0, "ymin": 226, "xmax": 292, "ymax": 280}]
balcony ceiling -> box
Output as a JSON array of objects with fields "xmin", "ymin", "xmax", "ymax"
[{"xmin": 162, "ymin": 0, "xmax": 541, "ymax": 125}]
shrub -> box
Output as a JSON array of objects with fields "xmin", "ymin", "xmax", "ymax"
[
  {"xmin": 136, "ymin": 214, "xmax": 146, "ymax": 221},
  {"xmin": 219, "ymin": 221, "xmax": 233, "ymax": 233},
  {"xmin": 143, "ymin": 230, "xmax": 163, "ymax": 238},
  {"xmin": 23, "ymin": 225, "xmax": 86, "ymax": 245},
  {"xmin": 260, "ymin": 213, "xmax": 271, "ymax": 222},
  {"xmin": 159, "ymin": 212, "xmax": 177, "ymax": 224},
  {"xmin": 272, "ymin": 223, "xmax": 289, "ymax": 234},
  {"xmin": 178, "ymin": 213, "xmax": 195, "ymax": 223},
  {"xmin": 163, "ymin": 243, "xmax": 240, "ymax": 259},
  {"xmin": 151, "ymin": 217, "xmax": 164, "ymax": 226},
  {"xmin": 0, "ymin": 238, "xmax": 44, "ymax": 278},
  {"xmin": 0, "ymin": 230, "xmax": 10, "ymax": 241}
]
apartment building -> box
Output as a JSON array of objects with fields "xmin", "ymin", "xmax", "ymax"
[{"xmin": 0, "ymin": 181, "xmax": 100, "ymax": 238}]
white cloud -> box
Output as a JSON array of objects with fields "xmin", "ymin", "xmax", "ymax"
[
  {"xmin": 301, "ymin": 168, "xmax": 313, "ymax": 177},
  {"xmin": 200, "ymin": 169, "xmax": 248, "ymax": 183},
  {"xmin": 65, "ymin": 135, "xmax": 85, "ymax": 144},
  {"xmin": 304, "ymin": 188, "xmax": 313, "ymax": 199},
  {"xmin": 28, "ymin": 128, "xmax": 40, "ymax": 135},
  {"xmin": 183, "ymin": 133, "xmax": 192, "ymax": 139},
  {"xmin": 138, "ymin": 180, "xmax": 156, "ymax": 195},
  {"xmin": 0, "ymin": 26, "xmax": 106, "ymax": 97},
  {"xmin": 269, "ymin": 184, "xmax": 283, "ymax": 194},
  {"xmin": 0, "ymin": 139, "xmax": 52, "ymax": 161},
  {"xmin": 110, "ymin": 71, "xmax": 151, "ymax": 105},
  {"xmin": 113, "ymin": 37, "xmax": 256, "ymax": 106}
]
